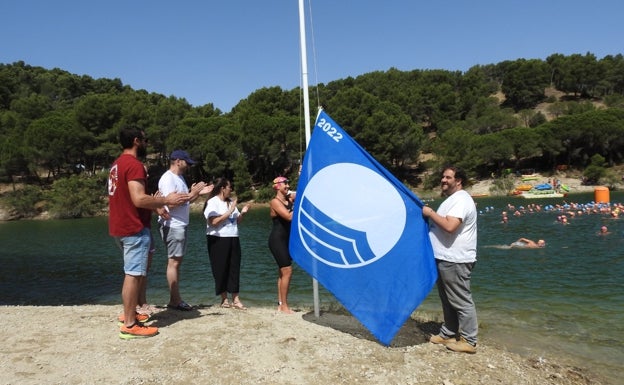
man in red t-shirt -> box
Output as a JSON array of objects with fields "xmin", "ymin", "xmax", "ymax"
[{"xmin": 108, "ymin": 126, "xmax": 190, "ymax": 339}]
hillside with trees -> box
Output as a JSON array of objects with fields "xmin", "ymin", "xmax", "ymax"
[{"xmin": 1, "ymin": 52, "xmax": 624, "ymax": 218}]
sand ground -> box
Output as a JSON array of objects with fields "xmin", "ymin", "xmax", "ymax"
[{"xmin": 0, "ymin": 305, "xmax": 608, "ymax": 385}]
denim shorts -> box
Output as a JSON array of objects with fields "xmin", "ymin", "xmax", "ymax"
[{"xmin": 114, "ymin": 227, "xmax": 151, "ymax": 276}]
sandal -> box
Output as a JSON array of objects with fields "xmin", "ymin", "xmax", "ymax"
[
  {"xmin": 232, "ymin": 300, "xmax": 247, "ymax": 310},
  {"xmin": 167, "ymin": 301, "xmax": 193, "ymax": 311},
  {"xmin": 220, "ymin": 299, "xmax": 231, "ymax": 308}
]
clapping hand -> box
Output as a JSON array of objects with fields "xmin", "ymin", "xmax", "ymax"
[
  {"xmin": 198, "ymin": 182, "xmax": 214, "ymax": 195},
  {"xmin": 164, "ymin": 191, "xmax": 190, "ymax": 207}
]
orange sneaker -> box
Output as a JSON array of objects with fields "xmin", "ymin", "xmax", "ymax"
[
  {"xmin": 119, "ymin": 323, "xmax": 159, "ymax": 339},
  {"xmin": 118, "ymin": 312, "xmax": 150, "ymax": 324}
]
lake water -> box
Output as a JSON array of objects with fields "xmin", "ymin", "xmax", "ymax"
[{"xmin": 1, "ymin": 192, "xmax": 622, "ymax": 383}]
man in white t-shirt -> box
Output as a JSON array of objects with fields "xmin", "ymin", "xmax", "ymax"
[
  {"xmin": 158, "ymin": 150, "xmax": 211, "ymax": 310},
  {"xmin": 422, "ymin": 166, "xmax": 478, "ymax": 353}
]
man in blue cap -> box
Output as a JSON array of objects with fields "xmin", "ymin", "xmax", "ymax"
[{"xmin": 158, "ymin": 150, "xmax": 212, "ymax": 310}]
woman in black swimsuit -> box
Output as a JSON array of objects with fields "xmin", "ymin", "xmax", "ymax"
[{"xmin": 268, "ymin": 176, "xmax": 295, "ymax": 314}]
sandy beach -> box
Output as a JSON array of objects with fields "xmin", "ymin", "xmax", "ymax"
[
  {"xmin": 0, "ymin": 305, "xmax": 608, "ymax": 385},
  {"xmin": 464, "ymin": 175, "xmax": 597, "ymax": 198}
]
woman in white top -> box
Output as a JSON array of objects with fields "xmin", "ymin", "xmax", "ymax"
[{"xmin": 203, "ymin": 177, "xmax": 250, "ymax": 309}]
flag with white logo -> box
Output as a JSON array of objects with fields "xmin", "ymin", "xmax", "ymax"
[{"xmin": 290, "ymin": 109, "xmax": 437, "ymax": 345}]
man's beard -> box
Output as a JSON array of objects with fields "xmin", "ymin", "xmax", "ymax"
[{"xmin": 137, "ymin": 145, "xmax": 147, "ymax": 159}]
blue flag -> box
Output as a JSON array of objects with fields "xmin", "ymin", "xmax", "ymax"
[{"xmin": 289, "ymin": 110, "xmax": 437, "ymax": 345}]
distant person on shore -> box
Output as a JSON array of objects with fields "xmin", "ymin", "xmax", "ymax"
[
  {"xmin": 422, "ymin": 166, "xmax": 478, "ymax": 354},
  {"xmin": 158, "ymin": 150, "xmax": 210, "ymax": 311},
  {"xmin": 268, "ymin": 176, "xmax": 296, "ymax": 314},
  {"xmin": 204, "ymin": 177, "xmax": 250, "ymax": 310},
  {"xmin": 108, "ymin": 126, "xmax": 189, "ymax": 339},
  {"xmin": 510, "ymin": 238, "xmax": 545, "ymax": 248}
]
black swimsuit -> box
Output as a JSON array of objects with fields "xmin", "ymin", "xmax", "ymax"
[{"xmin": 268, "ymin": 200, "xmax": 293, "ymax": 268}]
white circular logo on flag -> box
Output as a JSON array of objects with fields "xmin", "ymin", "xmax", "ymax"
[{"xmin": 296, "ymin": 163, "xmax": 407, "ymax": 268}]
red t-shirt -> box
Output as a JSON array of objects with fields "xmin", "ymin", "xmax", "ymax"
[{"xmin": 108, "ymin": 153, "xmax": 151, "ymax": 237}]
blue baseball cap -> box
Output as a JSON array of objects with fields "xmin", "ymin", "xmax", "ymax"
[{"xmin": 170, "ymin": 150, "xmax": 196, "ymax": 165}]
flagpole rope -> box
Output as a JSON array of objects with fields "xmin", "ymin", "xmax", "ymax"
[{"xmin": 307, "ymin": 0, "xmax": 322, "ymax": 110}]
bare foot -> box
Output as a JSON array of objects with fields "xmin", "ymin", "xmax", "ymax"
[
  {"xmin": 277, "ymin": 305, "xmax": 295, "ymax": 314},
  {"xmin": 136, "ymin": 304, "xmax": 156, "ymax": 315}
]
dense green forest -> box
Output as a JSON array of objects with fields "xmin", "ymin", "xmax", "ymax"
[{"xmin": 1, "ymin": 52, "xmax": 624, "ymax": 217}]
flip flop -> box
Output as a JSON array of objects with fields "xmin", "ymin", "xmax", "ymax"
[{"xmin": 168, "ymin": 301, "xmax": 193, "ymax": 311}]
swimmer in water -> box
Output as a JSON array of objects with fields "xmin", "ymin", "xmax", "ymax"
[
  {"xmin": 598, "ymin": 226, "xmax": 611, "ymax": 236},
  {"xmin": 510, "ymin": 238, "xmax": 546, "ymax": 248}
]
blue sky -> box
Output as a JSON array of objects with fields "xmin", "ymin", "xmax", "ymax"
[{"xmin": 2, "ymin": 1, "xmax": 623, "ymax": 112}]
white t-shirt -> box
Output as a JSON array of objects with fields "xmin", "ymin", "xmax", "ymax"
[
  {"xmin": 204, "ymin": 196, "xmax": 240, "ymax": 237},
  {"xmin": 428, "ymin": 189, "xmax": 477, "ymax": 263},
  {"xmin": 158, "ymin": 170, "xmax": 190, "ymax": 228}
]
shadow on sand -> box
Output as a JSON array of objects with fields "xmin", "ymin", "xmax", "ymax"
[{"xmin": 301, "ymin": 310, "xmax": 442, "ymax": 347}]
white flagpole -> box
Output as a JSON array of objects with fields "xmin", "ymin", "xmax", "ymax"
[
  {"xmin": 298, "ymin": 0, "xmax": 319, "ymax": 318},
  {"xmin": 298, "ymin": 0, "xmax": 311, "ymax": 146}
]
